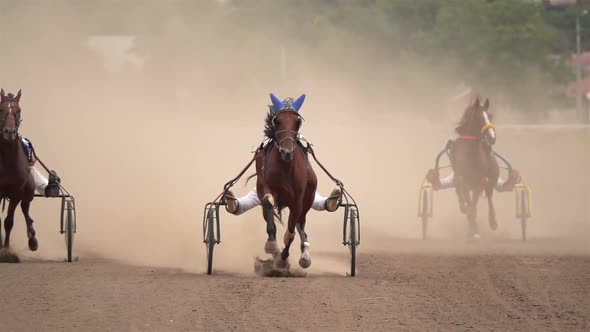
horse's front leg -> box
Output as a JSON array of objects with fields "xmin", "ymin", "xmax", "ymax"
[
  {"xmin": 296, "ymin": 219, "xmax": 311, "ymax": 269},
  {"xmin": 261, "ymin": 193, "xmax": 279, "ymax": 254},
  {"xmin": 280, "ymin": 208, "xmax": 299, "ymax": 261},
  {"xmin": 469, "ymin": 189, "xmax": 482, "ymax": 239},
  {"xmin": 3, "ymin": 199, "xmax": 20, "ymax": 249},
  {"xmin": 455, "ymin": 175, "xmax": 469, "ymax": 214},
  {"xmin": 486, "ymin": 185, "xmax": 498, "ymax": 231},
  {"xmin": 21, "ymin": 199, "xmax": 38, "ymax": 251}
]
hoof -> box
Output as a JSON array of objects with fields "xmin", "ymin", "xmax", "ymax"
[
  {"xmin": 298, "ymin": 257, "xmax": 312, "ymax": 269},
  {"xmin": 299, "ymin": 242, "xmax": 311, "ymax": 269},
  {"xmin": 264, "ymin": 240, "xmax": 278, "ymax": 254},
  {"xmin": 459, "ymin": 205, "xmax": 467, "ymax": 214},
  {"xmin": 28, "ymin": 237, "xmax": 38, "ymax": 251},
  {"xmin": 489, "ymin": 218, "xmax": 498, "ymax": 231}
]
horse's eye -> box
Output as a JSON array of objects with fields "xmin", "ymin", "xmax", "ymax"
[{"xmin": 296, "ymin": 117, "xmax": 302, "ymax": 127}]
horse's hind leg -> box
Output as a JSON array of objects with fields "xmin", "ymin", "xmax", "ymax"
[
  {"xmin": 296, "ymin": 222, "xmax": 311, "ymax": 269},
  {"xmin": 3, "ymin": 199, "xmax": 20, "ymax": 249},
  {"xmin": 21, "ymin": 200, "xmax": 38, "ymax": 251},
  {"xmin": 261, "ymin": 194, "xmax": 279, "ymax": 254}
]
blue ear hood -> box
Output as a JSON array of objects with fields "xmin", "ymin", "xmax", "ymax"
[
  {"xmin": 292, "ymin": 94, "xmax": 306, "ymax": 111},
  {"xmin": 270, "ymin": 93, "xmax": 284, "ymax": 111}
]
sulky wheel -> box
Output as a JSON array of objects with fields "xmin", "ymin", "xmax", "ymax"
[
  {"xmin": 421, "ymin": 190, "xmax": 429, "ymax": 240},
  {"xmin": 65, "ymin": 200, "xmax": 75, "ymax": 262},
  {"xmin": 348, "ymin": 209, "xmax": 357, "ymax": 277},
  {"xmin": 520, "ymin": 190, "xmax": 527, "ymax": 242},
  {"xmin": 205, "ymin": 209, "xmax": 216, "ymax": 275}
]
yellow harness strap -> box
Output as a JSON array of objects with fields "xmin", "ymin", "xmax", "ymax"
[{"xmin": 480, "ymin": 123, "xmax": 496, "ymax": 134}]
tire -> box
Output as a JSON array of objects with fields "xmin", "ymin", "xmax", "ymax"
[
  {"xmin": 206, "ymin": 211, "xmax": 215, "ymax": 275},
  {"xmin": 421, "ymin": 190, "xmax": 429, "ymax": 240},
  {"xmin": 349, "ymin": 210, "xmax": 357, "ymax": 277},
  {"xmin": 65, "ymin": 201, "xmax": 74, "ymax": 262},
  {"xmin": 520, "ymin": 190, "xmax": 527, "ymax": 242}
]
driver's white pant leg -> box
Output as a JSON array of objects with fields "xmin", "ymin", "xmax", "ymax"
[
  {"xmin": 311, "ymin": 192, "xmax": 326, "ymax": 211},
  {"xmin": 440, "ymin": 173, "xmax": 455, "ymax": 189},
  {"xmin": 30, "ymin": 167, "xmax": 48, "ymax": 195},
  {"xmin": 236, "ymin": 188, "xmax": 261, "ymax": 215},
  {"xmin": 495, "ymin": 177, "xmax": 505, "ymax": 190}
]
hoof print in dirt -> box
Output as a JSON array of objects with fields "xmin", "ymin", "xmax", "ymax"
[{"xmin": 254, "ymin": 257, "xmax": 306, "ymax": 278}]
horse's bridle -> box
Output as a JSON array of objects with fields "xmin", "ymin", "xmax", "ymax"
[
  {"xmin": 272, "ymin": 108, "xmax": 303, "ymax": 154},
  {"xmin": 0, "ymin": 98, "xmax": 22, "ymax": 138}
]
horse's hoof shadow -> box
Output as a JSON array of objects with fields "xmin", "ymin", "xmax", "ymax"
[{"xmin": 0, "ymin": 248, "xmax": 20, "ymax": 263}]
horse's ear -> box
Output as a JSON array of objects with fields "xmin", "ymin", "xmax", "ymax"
[
  {"xmin": 482, "ymin": 98, "xmax": 490, "ymax": 111},
  {"xmin": 270, "ymin": 93, "xmax": 284, "ymax": 112},
  {"xmin": 15, "ymin": 89, "xmax": 21, "ymax": 102},
  {"xmin": 0, "ymin": 89, "xmax": 5, "ymax": 99},
  {"xmin": 292, "ymin": 94, "xmax": 306, "ymax": 112}
]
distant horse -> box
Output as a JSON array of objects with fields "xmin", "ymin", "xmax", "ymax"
[
  {"xmin": 255, "ymin": 93, "xmax": 317, "ymax": 268},
  {"xmin": 0, "ymin": 89, "xmax": 38, "ymax": 251},
  {"xmin": 451, "ymin": 97, "xmax": 499, "ymax": 238}
]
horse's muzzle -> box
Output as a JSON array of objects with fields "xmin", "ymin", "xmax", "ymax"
[
  {"xmin": 279, "ymin": 146, "xmax": 294, "ymax": 161},
  {"xmin": 484, "ymin": 128, "xmax": 496, "ymax": 145},
  {"xmin": 2, "ymin": 128, "xmax": 18, "ymax": 141}
]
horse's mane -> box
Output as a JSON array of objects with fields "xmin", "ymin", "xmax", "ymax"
[
  {"xmin": 264, "ymin": 107, "xmax": 276, "ymax": 140},
  {"xmin": 455, "ymin": 107, "xmax": 471, "ymax": 134},
  {"xmin": 1, "ymin": 93, "xmax": 17, "ymax": 102}
]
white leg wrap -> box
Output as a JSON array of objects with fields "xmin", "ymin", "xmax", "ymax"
[
  {"xmin": 31, "ymin": 167, "xmax": 48, "ymax": 195},
  {"xmin": 440, "ymin": 173, "xmax": 455, "ymax": 189},
  {"xmin": 236, "ymin": 188, "xmax": 261, "ymax": 215},
  {"xmin": 311, "ymin": 192, "xmax": 326, "ymax": 211}
]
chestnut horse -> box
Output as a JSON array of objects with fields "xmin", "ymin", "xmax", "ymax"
[
  {"xmin": 451, "ymin": 97, "xmax": 499, "ymax": 238},
  {"xmin": 0, "ymin": 89, "xmax": 38, "ymax": 250},
  {"xmin": 255, "ymin": 93, "xmax": 317, "ymax": 268}
]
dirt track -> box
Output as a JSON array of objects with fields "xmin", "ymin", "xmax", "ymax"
[{"xmin": 1, "ymin": 241, "xmax": 589, "ymax": 332}]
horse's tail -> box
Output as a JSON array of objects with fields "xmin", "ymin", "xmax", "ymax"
[{"xmin": 244, "ymin": 173, "xmax": 257, "ymax": 186}]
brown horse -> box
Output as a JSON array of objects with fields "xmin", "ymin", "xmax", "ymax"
[
  {"xmin": 255, "ymin": 93, "xmax": 317, "ymax": 268},
  {"xmin": 451, "ymin": 97, "xmax": 499, "ymax": 238},
  {"xmin": 0, "ymin": 89, "xmax": 38, "ymax": 251}
]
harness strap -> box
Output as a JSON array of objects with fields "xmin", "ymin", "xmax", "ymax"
[
  {"xmin": 458, "ymin": 135, "xmax": 478, "ymax": 140},
  {"xmin": 480, "ymin": 123, "xmax": 496, "ymax": 134}
]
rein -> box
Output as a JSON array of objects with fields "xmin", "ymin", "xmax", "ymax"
[
  {"xmin": 211, "ymin": 150, "xmax": 259, "ymax": 203},
  {"xmin": 307, "ymin": 144, "xmax": 359, "ymax": 208},
  {"xmin": 31, "ymin": 147, "xmax": 72, "ymax": 197}
]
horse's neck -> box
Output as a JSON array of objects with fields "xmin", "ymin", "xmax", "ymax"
[{"xmin": 0, "ymin": 140, "xmax": 27, "ymax": 175}]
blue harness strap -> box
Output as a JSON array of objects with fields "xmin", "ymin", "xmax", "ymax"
[{"xmin": 20, "ymin": 137, "xmax": 34, "ymax": 163}]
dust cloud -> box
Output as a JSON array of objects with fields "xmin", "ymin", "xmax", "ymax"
[{"xmin": 0, "ymin": 1, "xmax": 588, "ymax": 275}]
